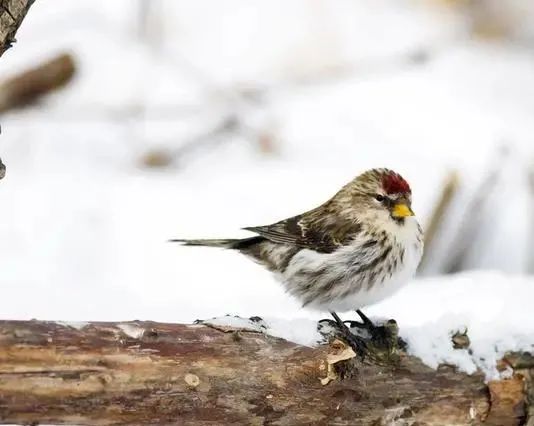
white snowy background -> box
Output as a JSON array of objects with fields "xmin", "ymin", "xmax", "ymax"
[{"xmin": 1, "ymin": 0, "xmax": 534, "ymax": 377}]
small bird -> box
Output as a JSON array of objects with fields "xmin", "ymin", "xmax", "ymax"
[{"xmin": 170, "ymin": 168, "xmax": 423, "ymax": 351}]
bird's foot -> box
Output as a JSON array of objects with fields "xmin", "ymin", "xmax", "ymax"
[
  {"xmin": 344, "ymin": 308, "xmax": 379, "ymax": 337},
  {"xmin": 318, "ymin": 319, "xmax": 368, "ymax": 358},
  {"xmin": 355, "ymin": 319, "xmax": 406, "ymax": 352},
  {"xmin": 318, "ymin": 315, "xmax": 406, "ymax": 365},
  {"xmin": 318, "ymin": 314, "xmax": 370, "ymax": 359},
  {"xmin": 348, "ymin": 309, "xmax": 407, "ymax": 352}
]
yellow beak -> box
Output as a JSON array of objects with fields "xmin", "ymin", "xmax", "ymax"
[{"xmin": 392, "ymin": 203, "xmax": 414, "ymax": 218}]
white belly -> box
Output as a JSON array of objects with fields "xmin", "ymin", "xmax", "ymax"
[
  {"xmin": 280, "ymin": 217, "xmax": 423, "ymax": 312},
  {"xmin": 321, "ymin": 242, "xmax": 421, "ymax": 311}
]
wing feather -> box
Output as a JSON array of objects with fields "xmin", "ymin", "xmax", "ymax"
[{"xmin": 243, "ymin": 209, "xmax": 361, "ymax": 253}]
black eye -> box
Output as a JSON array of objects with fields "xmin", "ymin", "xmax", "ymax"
[{"xmin": 375, "ymin": 194, "xmax": 385, "ymax": 202}]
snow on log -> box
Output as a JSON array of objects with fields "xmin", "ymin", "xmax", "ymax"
[{"xmin": 0, "ymin": 320, "xmax": 531, "ymax": 425}]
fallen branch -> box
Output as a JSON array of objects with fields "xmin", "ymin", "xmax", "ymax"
[{"xmin": 0, "ymin": 319, "xmax": 529, "ymax": 425}]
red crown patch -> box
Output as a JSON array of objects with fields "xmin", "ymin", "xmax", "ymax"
[{"xmin": 382, "ymin": 172, "xmax": 411, "ymax": 194}]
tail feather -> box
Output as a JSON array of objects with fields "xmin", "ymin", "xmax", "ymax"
[{"xmin": 169, "ymin": 236, "xmax": 263, "ymax": 250}]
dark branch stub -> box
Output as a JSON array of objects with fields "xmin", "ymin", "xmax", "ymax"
[{"xmin": 0, "ymin": 156, "xmax": 5, "ymax": 179}]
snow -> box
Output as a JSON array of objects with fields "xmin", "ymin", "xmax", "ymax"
[
  {"xmin": 368, "ymin": 271, "xmax": 534, "ymax": 378},
  {"xmin": 0, "ymin": 1, "xmax": 534, "ymax": 379}
]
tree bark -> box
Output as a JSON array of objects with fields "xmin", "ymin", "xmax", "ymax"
[
  {"xmin": 0, "ymin": 0, "xmax": 35, "ymax": 179},
  {"xmin": 0, "ymin": 0, "xmax": 34, "ymax": 58},
  {"xmin": 0, "ymin": 320, "xmax": 529, "ymax": 425}
]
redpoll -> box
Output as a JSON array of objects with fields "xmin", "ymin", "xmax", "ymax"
[{"xmin": 171, "ymin": 168, "xmax": 423, "ymax": 352}]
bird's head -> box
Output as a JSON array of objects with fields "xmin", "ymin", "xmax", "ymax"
[{"xmin": 339, "ymin": 168, "xmax": 415, "ymax": 224}]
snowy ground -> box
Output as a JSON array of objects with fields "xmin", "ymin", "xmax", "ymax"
[{"xmin": 0, "ymin": 1, "xmax": 534, "ymax": 377}]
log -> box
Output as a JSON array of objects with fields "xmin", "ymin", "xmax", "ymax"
[
  {"xmin": 0, "ymin": 319, "xmax": 530, "ymax": 425},
  {"xmin": 0, "ymin": 0, "xmax": 34, "ymax": 58}
]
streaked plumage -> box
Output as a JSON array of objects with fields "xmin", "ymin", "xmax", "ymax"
[{"xmin": 171, "ymin": 168, "xmax": 423, "ymax": 313}]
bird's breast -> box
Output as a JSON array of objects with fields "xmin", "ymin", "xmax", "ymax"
[{"xmin": 281, "ymin": 219, "xmax": 423, "ymax": 311}]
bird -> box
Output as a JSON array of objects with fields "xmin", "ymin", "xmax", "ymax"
[{"xmin": 170, "ymin": 168, "xmax": 423, "ymax": 353}]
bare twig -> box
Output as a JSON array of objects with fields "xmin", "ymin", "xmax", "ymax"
[{"xmin": 140, "ymin": 114, "xmax": 239, "ymax": 168}]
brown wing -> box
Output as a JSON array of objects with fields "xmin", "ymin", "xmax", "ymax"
[{"xmin": 243, "ymin": 208, "xmax": 361, "ymax": 254}]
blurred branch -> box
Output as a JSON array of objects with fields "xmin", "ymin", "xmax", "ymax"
[
  {"xmin": 0, "ymin": 0, "xmax": 34, "ymax": 58},
  {"xmin": 141, "ymin": 114, "xmax": 240, "ymax": 168},
  {"xmin": 0, "ymin": 156, "xmax": 5, "ymax": 179},
  {"xmin": 443, "ymin": 146, "xmax": 508, "ymax": 274},
  {"xmin": 418, "ymin": 170, "xmax": 460, "ymax": 274},
  {"xmin": 0, "ymin": 52, "xmax": 76, "ymax": 113},
  {"xmin": 137, "ymin": 0, "xmax": 164, "ymax": 48}
]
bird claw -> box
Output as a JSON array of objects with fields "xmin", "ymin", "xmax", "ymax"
[
  {"xmin": 352, "ymin": 310, "xmax": 407, "ymax": 352},
  {"xmin": 355, "ymin": 318, "xmax": 406, "ymax": 350},
  {"xmin": 338, "ymin": 329, "xmax": 368, "ymax": 358},
  {"xmin": 318, "ymin": 315, "xmax": 407, "ymax": 362},
  {"xmin": 318, "ymin": 318, "xmax": 368, "ymax": 358}
]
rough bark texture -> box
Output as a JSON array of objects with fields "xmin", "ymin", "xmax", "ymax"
[
  {"xmin": 0, "ymin": 0, "xmax": 33, "ymax": 58},
  {"xmin": 0, "ymin": 320, "xmax": 529, "ymax": 425}
]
